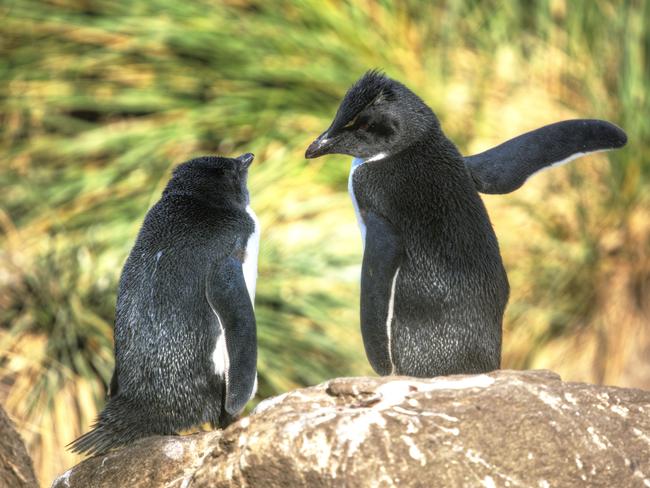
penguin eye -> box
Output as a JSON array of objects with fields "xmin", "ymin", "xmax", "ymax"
[{"xmin": 342, "ymin": 116, "xmax": 358, "ymax": 130}]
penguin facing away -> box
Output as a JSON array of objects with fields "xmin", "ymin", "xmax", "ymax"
[
  {"xmin": 305, "ymin": 71, "xmax": 627, "ymax": 377},
  {"xmin": 70, "ymin": 153, "xmax": 260, "ymax": 456}
]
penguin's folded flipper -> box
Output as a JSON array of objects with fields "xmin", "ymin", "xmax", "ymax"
[
  {"xmin": 360, "ymin": 211, "xmax": 403, "ymax": 376},
  {"xmin": 207, "ymin": 253, "xmax": 257, "ymax": 418},
  {"xmin": 465, "ymin": 119, "xmax": 627, "ymax": 194}
]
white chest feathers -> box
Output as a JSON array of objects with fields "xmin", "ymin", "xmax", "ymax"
[
  {"xmin": 349, "ymin": 158, "xmax": 367, "ymax": 248},
  {"xmin": 212, "ymin": 318, "xmax": 229, "ymax": 378},
  {"xmin": 243, "ymin": 205, "xmax": 260, "ymax": 307},
  {"xmin": 349, "ymin": 153, "xmax": 389, "ymax": 250}
]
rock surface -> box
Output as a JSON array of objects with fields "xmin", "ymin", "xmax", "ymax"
[
  {"xmin": 0, "ymin": 406, "xmax": 38, "ymax": 488},
  {"xmin": 53, "ymin": 370, "xmax": 650, "ymax": 488}
]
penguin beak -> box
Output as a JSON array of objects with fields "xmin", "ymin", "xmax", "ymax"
[
  {"xmin": 236, "ymin": 152, "xmax": 255, "ymax": 168},
  {"xmin": 305, "ymin": 132, "xmax": 335, "ymax": 159}
]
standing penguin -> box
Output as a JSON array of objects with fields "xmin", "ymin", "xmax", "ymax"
[
  {"xmin": 70, "ymin": 153, "xmax": 260, "ymax": 456},
  {"xmin": 305, "ymin": 71, "xmax": 626, "ymax": 377}
]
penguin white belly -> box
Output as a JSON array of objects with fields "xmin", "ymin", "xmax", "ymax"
[
  {"xmin": 212, "ymin": 319, "xmax": 229, "ymax": 378},
  {"xmin": 243, "ymin": 205, "xmax": 260, "ymax": 306},
  {"xmin": 349, "ymin": 158, "xmax": 367, "ymax": 248},
  {"xmin": 206, "ymin": 291, "xmax": 229, "ymax": 378},
  {"xmin": 386, "ymin": 266, "xmax": 400, "ymax": 374}
]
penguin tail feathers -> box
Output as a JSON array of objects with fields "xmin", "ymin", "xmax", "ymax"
[
  {"xmin": 68, "ymin": 396, "xmax": 152, "ymax": 457},
  {"xmin": 68, "ymin": 423, "xmax": 115, "ymax": 457}
]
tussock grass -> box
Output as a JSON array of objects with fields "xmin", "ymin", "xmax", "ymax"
[{"xmin": 1, "ymin": 0, "xmax": 648, "ymax": 484}]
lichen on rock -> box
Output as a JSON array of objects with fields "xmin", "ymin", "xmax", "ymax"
[{"xmin": 52, "ymin": 370, "xmax": 650, "ymax": 488}]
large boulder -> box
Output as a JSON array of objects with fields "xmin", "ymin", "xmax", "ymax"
[
  {"xmin": 0, "ymin": 406, "xmax": 38, "ymax": 488},
  {"xmin": 53, "ymin": 370, "xmax": 650, "ymax": 487}
]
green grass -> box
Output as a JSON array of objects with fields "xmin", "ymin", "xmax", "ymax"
[{"xmin": 1, "ymin": 0, "xmax": 648, "ymax": 484}]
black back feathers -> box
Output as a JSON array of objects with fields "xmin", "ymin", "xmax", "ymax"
[{"xmin": 69, "ymin": 154, "xmax": 259, "ymax": 456}]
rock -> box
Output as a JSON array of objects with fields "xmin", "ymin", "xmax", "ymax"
[
  {"xmin": 0, "ymin": 406, "xmax": 38, "ymax": 488},
  {"xmin": 53, "ymin": 370, "xmax": 650, "ymax": 488},
  {"xmin": 51, "ymin": 430, "xmax": 221, "ymax": 488}
]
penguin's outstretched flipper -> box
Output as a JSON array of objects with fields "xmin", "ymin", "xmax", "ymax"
[
  {"xmin": 360, "ymin": 211, "xmax": 403, "ymax": 376},
  {"xmin": 465, "ymin": 119, "xmax": 627, "ymax": 194},
  {"xmin": 207, "ymin": 252, "xmax": 257, "ymax": 424}
]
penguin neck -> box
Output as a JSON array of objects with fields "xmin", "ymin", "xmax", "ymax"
[
  {"xmin": 348, "ymin": 149, "xmax": 400, "ymax": 248},
  {"xmin": 401, "ymin": 128, "xmax": 470, "ymax": 183},
  {"xmin": 353, "ymin": 126, "xmax": 464, "ymax": 174},
  {"xmin": 164, "ymin": 189, "xmax": 246, "ymax": 211},
  {"xmin": 348, "ymin": 129, "xmax": 472, "ymax": 246},
  {"xmin": 348, "ymin": 127, "xmax": 469, "ymax": 246},
  {"xmin": 409, "ymin": 125, "xmax": 461, "ymax": 160}
]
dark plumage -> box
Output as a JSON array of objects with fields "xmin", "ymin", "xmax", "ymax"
[
  {"xmin": 307, "ymin": 71, "xmax": 508, "ymax": 377},
  {"xmin": 70, "ymin": 153, "xmax": 259, "ymax": 456},
  {"xmin": 306, "ymin": 71, "xmax": 626, "ymax": 377},
  {"xmin": 465, "ymin": 119, "xmax": 627, "ymax": 194}
]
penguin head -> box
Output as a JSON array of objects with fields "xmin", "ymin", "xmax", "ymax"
[
  {"xmin": 165, "ymin": 153, "xmax": 254, "ymax": 205},
  {"xmin": 305, "ymin": 70, "xmax": 438, "ymax": 160}
]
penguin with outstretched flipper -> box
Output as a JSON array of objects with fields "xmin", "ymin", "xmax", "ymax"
[{"xmin": 306, "ymin": 71, "xmax": 627, "ymax": 377}]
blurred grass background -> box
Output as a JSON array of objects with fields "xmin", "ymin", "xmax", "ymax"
[{"xmin": 0, "ymin": 0, "xmax": 648, "ymax": 484}]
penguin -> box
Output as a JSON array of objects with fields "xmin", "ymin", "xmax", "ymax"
[
  {"xmin": 305, "ymin": 71, "xmax": 627, "ymax": 377},
  {"xmin": 69, "ymin": 153, "xmax": 260, "ymax": 456}
]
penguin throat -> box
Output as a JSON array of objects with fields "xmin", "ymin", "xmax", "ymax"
[
  {"xmin": 349, "ymin": 158, "xmax": 367, "ymax": 247},
  {"xmin": 349, "ymin": 152, "xmax": 389, "ymax": 249}
]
